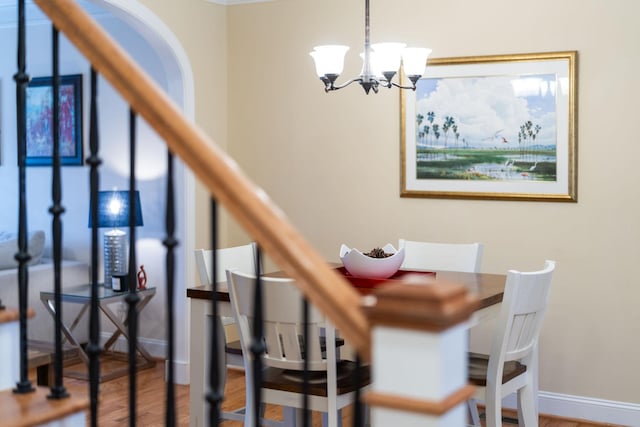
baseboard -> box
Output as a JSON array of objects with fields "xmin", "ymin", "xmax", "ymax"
[
  {"xmin": 502, "ymin": 391, "xmax": 640, "ymax": 426},
  {"xmin": 99, "ymin": 333, "xmax": 190, "ymax": 385},
  {"xmin": 101, "ymin": 332, "xmax": 167, "ymax": 358},
  {"xmin": 168, "ymin": 358, "xmax": 189, "ymax": 385}
]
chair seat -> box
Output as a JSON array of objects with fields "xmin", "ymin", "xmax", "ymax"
[
  {"xmin": 468, "ymin": 352, "xmax": 526, "ymax": 387},
  {"xmin": 227, "ymin": 336, "xmax": 346, "ymax": 358},
  {"xmin": 262, "ymin": 360, "xmax": 370, "ymax": 397},
  {"xmin": 226, "ymin": 340, "xmax": 243, "ymax": 356}
]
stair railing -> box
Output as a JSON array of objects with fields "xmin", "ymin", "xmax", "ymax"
[
  {"xmin": 33, "ymin": 0, "xmax": 370, "ymax": 358},
  {"xmin": 8, "ymin": 1, "xmax": 478, "ymax": 426}
]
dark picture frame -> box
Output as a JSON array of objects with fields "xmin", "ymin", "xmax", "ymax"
[{"xmin": 25, "ymin": 74, "xmax": 83, "ymax": 166}]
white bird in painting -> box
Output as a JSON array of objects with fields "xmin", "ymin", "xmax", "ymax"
[{"xmin": 482, "ymin": 129, "xmax": 504, "ymax": 141}]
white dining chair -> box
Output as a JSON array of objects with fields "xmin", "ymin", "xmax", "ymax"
[
  {"xmin": 398, "ymin": 239, "xmax": 483, "ymax": 273},
  {"xmin": 397, "ymin": 239, "xmax": 496, "ymax": 366},
  {"xmin": 226, "ymin": 269, "xmax": 369, "ymax": 427},
  {"xmin": 195, "ymin": 243, "xmax": 258, "ymax": 285},
  {"xmin": 194, "ymin": 243, "xmax": 258, "ymax": 423},
  {"xmin": 467, "ymin": 260, "xmax": 555, "ymax": 427}
]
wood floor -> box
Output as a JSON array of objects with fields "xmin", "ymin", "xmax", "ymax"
[{"xmin": 44, "ymin": 362, "xmax": 620, "ymax": 426}]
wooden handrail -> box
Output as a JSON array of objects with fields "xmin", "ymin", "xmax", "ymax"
[{"xmin": 34, "ymin": 0, "xmax": 370, "ymax": 358}]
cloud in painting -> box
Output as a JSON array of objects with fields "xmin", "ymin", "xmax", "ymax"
[{"xmin": 415, "ymin": 74, "xmax": 557, "ymax": 148}]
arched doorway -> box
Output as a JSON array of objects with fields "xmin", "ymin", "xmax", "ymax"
[{"xmin": 86, "ymin": 0, "xmax": 196, "ymax": 385}]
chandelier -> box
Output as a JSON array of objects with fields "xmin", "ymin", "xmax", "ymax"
[{"xmin": 309, "ymin": 0, "xmax": 432, "ymax": 94}]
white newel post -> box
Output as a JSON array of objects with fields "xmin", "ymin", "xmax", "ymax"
[{"xmin": 362, "ymin": 278, "xmax": 479, "ymax": 427}]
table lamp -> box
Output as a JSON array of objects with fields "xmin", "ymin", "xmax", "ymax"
[{"xmin": 89, "ymin": 190, "xmax": 143, "ymax": 288}]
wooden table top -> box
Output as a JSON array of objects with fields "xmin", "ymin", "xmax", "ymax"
[
  {"xmin": 186, "ymin": 266, "xmax": 506, "ymax": 310},
  {"xmin": 431, "ymin": 270, "xmax": 506, "ymax": 309}
]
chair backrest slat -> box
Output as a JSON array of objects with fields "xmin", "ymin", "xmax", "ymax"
[
  {"xmin": 494, "ymin": 260, "xmax": 555, "ymax": 364},
  {"xmin": 227, "ymin": 270, "xmax": 328, "ymax": 372}
]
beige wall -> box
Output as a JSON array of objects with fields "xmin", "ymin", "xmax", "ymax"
[
  {"xmin": 143, "ymin": 0, "xmax": 640, "ymax": 404},
  {"xmin": 223, "ymin": 0, "xmax": 640, "ymax": 403}
]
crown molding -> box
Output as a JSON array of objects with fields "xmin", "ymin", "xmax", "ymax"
[{"xmin": 205, "ymin": 0, "xmax": 273, "ymax": 5}]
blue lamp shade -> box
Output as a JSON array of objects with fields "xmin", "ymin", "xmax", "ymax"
[{"xmin": 89, "ymin": 190, "xmax": 143, "ymax": 228}]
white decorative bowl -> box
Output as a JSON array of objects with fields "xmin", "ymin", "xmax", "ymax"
[{"xmin": 339, "ymin": 243, "xmax": 405, "ymax": 279}]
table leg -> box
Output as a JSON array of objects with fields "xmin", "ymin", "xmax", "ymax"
[
  {"xmin": 103, "ymin": 293, "xmax": 155, "ymax": 349},
  {"xmin": 190, "ymin": 295, "xmax": 248, "ymax": 426},
  {"xmin": 40, "ymin": 297, "xmax": 90, "ymax": 365},
  {"xmin": 63, "ymin": 304, "xmax": 90, "ymax": 345},
  {"xmin": 99, "ymin": 301, "xmax": 155, "ymax": 362},
  {"xmin": 189, "ymin": 298, "xmax": 207, "ymax": 427}
]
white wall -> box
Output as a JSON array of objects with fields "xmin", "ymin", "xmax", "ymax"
[
  {"xmin": 136, "ymin": 0, "xmax": 229, "ymax": 254},
  {"xmin": 0, "ymin": 13, "xmax": 173, "ymax": 346}
]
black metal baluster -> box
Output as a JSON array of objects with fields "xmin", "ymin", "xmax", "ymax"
[
  {"xmin": 250, "ymin": 246, "xmax": 265, "ymax": 427},
  {"xmin": 13, "ymin": 0, "xmax": 33, "ymax": 395},
  {"xmin": 126, "ymin": 108, "xmax": 140, "ymax": 427},
  {"xmin": 163, "ymin": 150, "xmax": 178, "ymax": 427},
  {"xmin": 302, "ymin": 298, "xmax": 310, "ymax": 427},
  {"xmin": 86, "ymin": 68, "xmax": 102, "ymax": 427},
  {"xmin": 206, "ymin": 198, "xmax": 223, "ymax": 426},
  {"xmin": 48, "ymin": 24, "xmax": 69, "ymax": 400}
]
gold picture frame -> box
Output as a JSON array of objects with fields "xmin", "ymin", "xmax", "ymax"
[{"xmin": 400, "ymin": 51, "xmax": 577, "ymax": 202}]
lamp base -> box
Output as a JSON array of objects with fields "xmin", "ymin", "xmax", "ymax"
[{"xmin": 104, "ymin": 230, "xmax": 128, "ymax": 289}]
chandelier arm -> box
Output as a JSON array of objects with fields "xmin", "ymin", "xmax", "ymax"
[
  {"xmin": 327, "ymin": 77, "xmax": 364, "ymax": 91},
  {"xmin": 390, "ymin": 81, "xmax": 418, "ymax": 91}
]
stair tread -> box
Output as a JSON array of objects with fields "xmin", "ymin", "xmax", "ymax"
[
  {"xmin": 0, "ymin": 308, "xmax": 35, "ymax": 324},
  {"xmin": 0, "ymin": 386, "xmax": 88, "ymax": 427}
]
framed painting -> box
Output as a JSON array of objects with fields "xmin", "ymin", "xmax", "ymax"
[
  {"xmin": 25, "ymin": 74, "xmax": 83, "ymax": 166},
  {"xmin": 400, "ymin": 51, "xmax": 577, "ymax": 201}
]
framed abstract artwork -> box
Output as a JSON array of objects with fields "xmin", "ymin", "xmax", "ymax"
[
  {"xmin": 401, "ymin": 51, "xmax": 577, "ymax": 201},
  {"xmin": 25, "ymin": 74, "xmax": 83, "ymax": 166}
]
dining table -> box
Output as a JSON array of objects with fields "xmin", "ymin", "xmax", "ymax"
[{"xmin": 185, "ymin": 265, "xmax": 506, "ymax": 427}]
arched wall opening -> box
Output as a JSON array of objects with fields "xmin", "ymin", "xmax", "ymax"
[{"xmin": 82, "ymin": 0, "xmax": 196, "ymax": 384}]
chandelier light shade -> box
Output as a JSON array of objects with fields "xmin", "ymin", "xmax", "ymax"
[
  {"xmin": 309, "ymin": 45, "xmax": 350, "ymax": 78},
  {"xmin": 310, "ymin": 0, "xmax": 432, "ymax": 94}
]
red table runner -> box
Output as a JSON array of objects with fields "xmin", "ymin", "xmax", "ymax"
[{"xmin": 334, "ymin": 266, "xmax": 436, "ymax": 290}]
